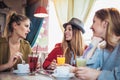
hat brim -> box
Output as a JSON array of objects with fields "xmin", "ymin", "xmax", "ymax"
[{"xmin": 63, "ymin": 22, "xmax": 85, "ymax": 33}]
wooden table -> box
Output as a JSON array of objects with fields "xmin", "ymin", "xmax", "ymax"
[{"xmin": 0, "ymin": 71, "xmax": 79, "ymax": 80}]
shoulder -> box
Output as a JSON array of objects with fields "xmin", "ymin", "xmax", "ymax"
[
  {"xmin": 49, "ymin": 43, "xmax": 63, "ymax": 55},
  {"xmin": 20, "ymin": 39, "xmax": 31, "ymax": 48},
  {"xmin": 20, "ymin": 39, "xmax": 30, "ymax": 44},
  {"xmin": 50, "ymin": 43, "xmax": 62, "ymax": 53},
  {"xmin": 55, "ymin": 43, "xmax": 62, "ymax": 48},
  {"xmin": 20, "ymin": 39, "xmax": 32, "ymax": 51}
]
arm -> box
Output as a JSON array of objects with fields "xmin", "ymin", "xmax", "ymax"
[
  {"xmin": 0, "ymin": 64, "xmax": 11, "ymax": 71},
  {"xmin": 0, "ymin": 52, "xmax": 22, "ymax": 71},
  {"xmin": 86, "ymin": 48, "xmax": 103, "ymax": 69},
  {"xmin": 98, "ymin": 66, "xmax": 120, "ymax": 80},
  {"xmin": 75, "ymin": 65, "xmax": 120, "ymax": 80},
  {"xmin": 43, "ymin": 44, "xmax": 63, "ymax": 69},
  {"xmin": 84, "ymin": 37, "xmax": 103, "ymax": 59}
]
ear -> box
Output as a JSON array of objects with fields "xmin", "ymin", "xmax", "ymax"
[
  {"xmin": 102, "ymin": 21, "xmax": 108, "ymax": 28},
  {"xmin": 12, "ymin": 22, "xmax": 17, "ymax": 29}
]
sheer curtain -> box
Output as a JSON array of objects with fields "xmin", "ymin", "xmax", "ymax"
[
  {"xmin": 84, "ymin": 0, "xmax": 120, "ymax": 44},
  {"xmin": 53, "ymin": 0, "xmax": 95, "ymax": 31},
  {"xmin": 48, "ymin": 0, "xmax": 95, "ymax": 52}
]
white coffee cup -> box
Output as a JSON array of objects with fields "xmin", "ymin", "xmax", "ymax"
[
  {"xmin": 17, "ymin": 64, "xmax": 29, "ymax": 73},
  {"xmin": 54, "ymin": 66, "xmax": 70, "ymax": 77}
]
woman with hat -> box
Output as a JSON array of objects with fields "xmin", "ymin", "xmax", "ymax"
[{"xmin": 43, "ymin": 18, "xmax": 87, "ymax": 70}]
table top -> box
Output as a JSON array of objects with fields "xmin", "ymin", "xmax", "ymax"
[
  {"xmin": 0, "ymin": 71, "xmax": 79, "ymax": 80},
  {"xmin": 0, "ymin": 72, "xmax": 54, "ymax": 80}
]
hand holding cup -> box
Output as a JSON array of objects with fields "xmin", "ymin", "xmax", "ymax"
[{"xmin": 76, "ymin": 56, "xmax": 86, "ymax": 67}]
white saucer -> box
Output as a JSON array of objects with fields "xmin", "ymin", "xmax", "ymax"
[
  {"xmin": 52, "ymin": 73, "xmax": 74, "ymax": 80},
  {"xmin": 13, "ymin": 70, "xmax": 29, "ymax": 75}
]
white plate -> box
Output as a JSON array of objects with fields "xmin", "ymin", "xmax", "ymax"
[
  {"xmin": 13, "ymin": 70, "xmax": 29, "ymax": 75},
  {"xmin": 52, "ymin": 73, "xmax": 74, "ymax": 80}
]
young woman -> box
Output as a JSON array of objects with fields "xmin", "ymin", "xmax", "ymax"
[
  {"xmin": 75, "ymin": 8, "xmax": 120, "ymax": 80},
  {"xmin": 0, "ymin": 11, "xmax": 32, "ymax": 72},
  {"xmin": 43, "ymin": 18, "xmax": 87, "ymax": 70}
]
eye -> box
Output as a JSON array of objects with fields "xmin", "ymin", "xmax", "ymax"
[
  {"xmin": 93, "ymin": 20, "xmax": 95, "ymax": 23},
  {"xmin": 25, "ymin": 25, "xmax": 30, "ymax": 28},
  {"xmin": 69, "ymin": 28, "xmax": 72, "ymax": 31}
]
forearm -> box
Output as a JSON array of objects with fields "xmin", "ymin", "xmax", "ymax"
[
  {"xmin": 85, "ymin": 41, "xmax": 103, "ymax": 59},
  {"xmin": 43, "ymin": 61, "xmax": 51, "ymax": 69},
  {"xmin": 0, "ymin": 63, "xmax": 10, "ymax": 71}
]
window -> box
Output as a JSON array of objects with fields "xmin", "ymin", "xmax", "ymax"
[{"xmin": 83, "ymin": 0, "xmax": 120, "ymax": 44}]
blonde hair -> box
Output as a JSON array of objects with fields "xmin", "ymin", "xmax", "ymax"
[
  {"xmin": 95, "ymin": 8, "xmax": 120, "ymax": 50},
  {"xmin": 3, "ymin": 10, "xmax": 30, "ymax": 40}
]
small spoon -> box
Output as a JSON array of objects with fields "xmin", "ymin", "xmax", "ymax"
[{"xmin": 20, "ymin": 56, "xmax": 25, "ymax": 64}]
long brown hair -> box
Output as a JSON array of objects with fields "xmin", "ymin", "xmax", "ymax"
[
  {"xmin": 95, "ymin": 8, "xmax": 120, "ymax": 50},
  {"xmin": 61, "ymin": 25, "xmax": 85, "ymax": 64}
]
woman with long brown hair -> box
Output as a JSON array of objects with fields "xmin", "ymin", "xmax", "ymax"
[{"xmin": 43, "ymin": 18, "xmax": 86, "ymax": 70}]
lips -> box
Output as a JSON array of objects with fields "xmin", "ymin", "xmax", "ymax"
[{"xmin": 65, "ymin": 35, "xmax": 70, "ymax": 38}]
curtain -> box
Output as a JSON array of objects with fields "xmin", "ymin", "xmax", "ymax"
[
  {"xmin": 25, "ymin": 3, "xmax": 44, "ymax": 47},
  {"xmin": 53, "ymin": 0, "xmax": 96, "ymax": 31},
  {"xmin": 26, "ymin": 17, "xmax": 43, "ymax": 47}
]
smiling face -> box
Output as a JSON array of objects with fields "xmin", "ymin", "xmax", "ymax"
[
  {"xmin": 13, "ymin": 19, "xmax": 30, "ymax": 39},
  {"xmin": 64, "ymin": 24, "xmax": 73, "ymax": 41},
  {"xmin": 90, "ymin": 16, "xmax": 107, "ymax": 39}
]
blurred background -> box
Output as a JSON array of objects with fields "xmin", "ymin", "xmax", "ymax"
[{"xmin": 0, "ymin": 0, "xmax": 120, "ymax": 55}]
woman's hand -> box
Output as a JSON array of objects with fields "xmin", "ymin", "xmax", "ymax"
[
  {"xmin": 47, "ymin": 59, "xmax": 57, "ymax": 70},
  {"xmin": 63, "ymin": 64, "xmax": 76, "ymax": 73},
  {"xmin": 75, "ymin": 67, "xmax": 101, "ymax": 80},
  {"xmin": 7, "ymin": 52, "xmax": 22, "ymax": 68},
  {"xmin": 91, "ymin": 36, "xmax": 103, "ymax": 46}
]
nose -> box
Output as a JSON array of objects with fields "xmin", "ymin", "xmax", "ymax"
[
  {"xmin": 90, "ymin": 25, "xmax": 93, "ymax": 29},
  {"xmin": 28, "ymin": 28, "xmax": 30, "ymax": 33},
  {"xmin": 64, "ymin": 30, "xmax": 68, "ymax": 34}
]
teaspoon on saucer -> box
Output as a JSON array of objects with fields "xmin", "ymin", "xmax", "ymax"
[{"xmin": 19, "ymin": 56, "xmax": 25, "ymax": 64}]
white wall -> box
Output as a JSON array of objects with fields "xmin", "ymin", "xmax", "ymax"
[{"xmin": 48, "ymin": 0, "xmax": 63, "ymax": 53}]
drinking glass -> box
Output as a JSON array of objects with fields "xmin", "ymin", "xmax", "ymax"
[
  {"xmin": 28, "ymin": 53, "xmax": 39, "ymax": 75},
  {"xmin": 57, "ymin": 55, "xmax": 65, "ymax": 65},
  {"xmin": 76, "ymin": 56, "xmax": 86, "ymax": 67}
]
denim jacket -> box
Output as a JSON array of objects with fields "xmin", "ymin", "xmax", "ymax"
[{"xmin": 86, "ymin": 43, "xmax": 120, "ymax": 80}]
